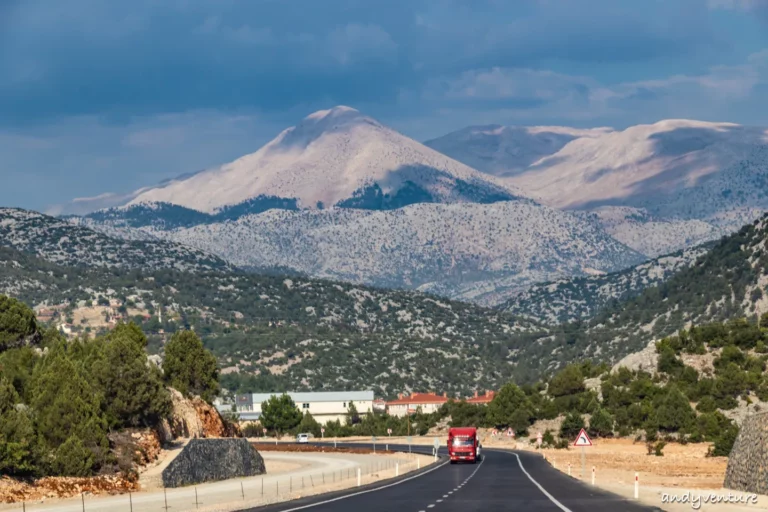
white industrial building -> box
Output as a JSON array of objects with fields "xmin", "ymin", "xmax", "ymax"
[{"xmin": 229, "ymin": 390, "xmax": 375, "ymax": 424}]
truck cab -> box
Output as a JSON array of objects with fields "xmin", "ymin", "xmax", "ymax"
[{"xmin": 447, "ymin": 427, "xmax": 481, "ymax": 464}]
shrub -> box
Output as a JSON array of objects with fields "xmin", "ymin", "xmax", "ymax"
[{"xmin": 559, "ymin": 411, "xmax": 585, "ymax": 440}]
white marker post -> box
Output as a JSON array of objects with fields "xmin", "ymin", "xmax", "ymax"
[
  {"xmin": 572, "ymin": 428, "xmax": 593, "ymax": 479},
  {"xmin": 536, "ymin": 431, "xmax": 542, "ymax": 448},
  {"xmin": 634, "ymin": 472, "xmax": 639, "ymax": 499},
  {"xmin": 396, "ymin": 463, "xmax": 399, "ymax": 477},
  {"xmin": 591, "ymin": 466, "xmax": 595, "ymax": 485},
  {"xmin": 321, "ymin": 427, "xmax": 325, "ymax": 440},
  {"xmin": 568, "ymin": 463, "xmax": 571, "ymax": 476},
  {"xmin": 357, "ymin": 468, "xmax": 361, "ymax": 487}
]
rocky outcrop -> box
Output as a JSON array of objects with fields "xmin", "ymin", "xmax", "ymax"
[
  {"xmin": 161, "ymin": 439, "xmax": 265, "ymax": 488},
  {"xmin": 157, "ymin": 388, "xmax": 240, "ymax": 442},
  {"xmin": 723, "ymin": 411, "xmax": 768, "ymax": 493}
]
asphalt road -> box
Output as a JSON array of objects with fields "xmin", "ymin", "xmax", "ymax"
[{"xmin": 250, "ymin": 443, "xmax": 663, "ymax": 512}]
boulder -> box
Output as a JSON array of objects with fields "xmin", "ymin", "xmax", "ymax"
[{"xmin": 161, "ymin": 439, "xmax": 265, "ymax": 488}]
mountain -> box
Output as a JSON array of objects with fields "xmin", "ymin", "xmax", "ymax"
[
  {"xmin": 64, "ymin": 107, "xmax": 648, "ymax": 303},
  {"xmin": 428, "ymin": 119, "xmax": 768, "ymax": 257},
  {"xmin": 0, "ymin": 207, "xmax": 231, "ymax": 272},
  {"xmin": 77, "ymin": 201, "xmax": 645, "ymax": 304},
  {"xmin": 516, "ymin": 215, "xmax": 768, "ymax": 377},
  {"xmin": 424, "ymin": 124, "xmax": 611, "ymax": 178},
  {"xmin": 502, "ymin": 243, "xmax": 712, "ymax": 325},
  {"xmin": 95, "ymin": 106, "xmax": 521, "ymax": 219},
  {"xmin": 0, "ymin": 214, "xmax": 557, "ymax": 396}
]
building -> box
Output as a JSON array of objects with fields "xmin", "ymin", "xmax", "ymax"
[
  {"xmin": 466, "ymin": 390, "xmax": 495, "ymax": 405},
  {"xmin": 372, "ymin": 398, "xmax": 386, "ymax": 412},
  {"xmin": 386, "ymin": 392, "xmax": 449, "ymax": 417},
  {"xmin": 225, "ymin": 390, "xmax": 375, "ymax": 424}
]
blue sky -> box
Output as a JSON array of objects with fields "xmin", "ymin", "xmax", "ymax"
[{"xmin": 1, "ymin": 0, "xmax": 767, "ymax": 211}]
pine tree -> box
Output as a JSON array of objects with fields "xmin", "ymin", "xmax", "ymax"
[
  {"xmin": 0, "ymin": 295, "xmax": 39, "ymax": 352},
  {"xmin": 487, "ymin": 383, "xmax": 532, "ymax": 427},
  {"xmin": 296, "ymin": 411, "xmax": 321, "ymax": 437},
  {"xmin": 163, "ymin": 330, "xmax": 220, "ymax": 403},
  {"xmin": 559, "ymin": 411, "xmax": 585, "ymax": 439},
  {"xmin": 548, "ymin": 365, "xmax": 585, "ymax": 397},
  {"xmin": 588, "ymin": 408, "xmax": 614, "ymax": 438},
  {"xmin": 656, "ymin": 386, "xmax": 696, "ymax": 433},
  {"xmin": 29, "ymin": 354, "xmax": 109, "ymax": 475},
  {"xmin": 0, "ymin": 377, "xmax": 37, "ymax": 476},
  {"xmin": 260, "ymin": 394, "xmax": 302, "ymax": 438},
  {"xmin": 93, "ymin": 332, "xmax": 171, "ymax": 428}
]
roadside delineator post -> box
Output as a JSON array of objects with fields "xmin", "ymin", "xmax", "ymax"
[
  {"xmin": 357, "ymin": 467, "xmax": 361, "ymax": 487},
  {"xmin": 634, "ymin": 472, "xmax": 639, "ymax": 499},
  {"xmin": 396, "ymin": 462, "xmax": 399, "ymax": 477},
  {"xmin": 418, "ymin": 457, "xmax": 421, "ymax": 469},
  {"xmin": 568, "ymin": 463, "xmax": 571, "ymax": 476},
  {"xmin": 591, "ymin": 466, "xmax": 595, "ymax": 485}
]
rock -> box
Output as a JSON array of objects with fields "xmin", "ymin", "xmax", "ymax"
[
  {"xmin": 612, "ymin": 340, "xmax": 658, "ymax": 374},
  {"xmin": 723, "ymin": 411, "xmax": 768, "ymax": 493},
  {"xmin": 161, "ymin": 438, "xmax": 266, "ymax": 488},
  {"xmin": 159, "ymin": 388, "xmax": 240, "ymax": 442}
]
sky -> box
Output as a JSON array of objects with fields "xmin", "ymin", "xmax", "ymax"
[{"xmin": 1, "ymin": 0, "xmax": 768, "ymax": 212}]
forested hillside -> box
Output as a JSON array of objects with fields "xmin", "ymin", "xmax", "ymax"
[
  {"xmin": 0, "ymin": 297, "xmax": 221, "ymax": 478},
  {"xmin": 0, "ymin": 237, "xmax": 545, "ymax": 397},
  {"xmin": 502, "ymin": 243, "xmax": 711, "ymax": 324},
  {"xmin": 515, "ymin": 215, "xmax": 768, "ymax": 376}
]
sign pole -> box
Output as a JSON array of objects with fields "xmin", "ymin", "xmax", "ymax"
[{"xmin": 581, "ymin": 446, "xmax": 585, "ymax": 478}]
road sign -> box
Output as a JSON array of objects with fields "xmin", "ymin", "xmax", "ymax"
[
  {"xmin": 407, "ymin": 436, "xmax": 413, "ymax": 444},
  {"xmin": 506, "ymin": 428, "xmax": 513, "ymax": 437},
  {"xmin": 536, "ymin": 432, "xmax": 542, "ymax": 446},
  {"xmin": 573, "ymin": 428, "xmax": 593, "ymax": 447},
  {"xmin": 262, "ymin": 428, "xmax": 267, "ymax": 434},
  {"xmin": 433, "ymin": 437, "xmax": 440, "ymax": 448},
  {"xmin": 321, "ymin": 427, "xmax": 325, "ymax": 433},
  {"xmin": 387, "ymin": 428, "xmax": 392, "ymax": 435}
]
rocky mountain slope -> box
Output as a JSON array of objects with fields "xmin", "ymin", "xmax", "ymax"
[
  {"xmin": 424, "ymin": 124, "xmax": 611, "ymax": 178},
  {"xmin": 64, "ymin": 106, "xmax": 523, "ymax": 220},
  {"xmin": 0, "ymin": 207, "xmax": 231, "ymax": 272},
  {"xmin": 502, "ymin": 243, "xmax": 712, "ymax": 324},
  {"xmin": 518, "ymin": 214, "xmax": 768, "ymax": 377},
  {"xmin": 78, "ymin": 201, "xmax": 645, "ymax": 303},
  {"xmin": 0, "ymin": 217, "xmax": 555, "ymax": 395},
  {"xmin": 427, "ymin": 119, "xmax": 768, "ymax": 257}
]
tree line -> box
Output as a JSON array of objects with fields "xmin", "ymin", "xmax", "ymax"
[{"xmin": 0, "ymin": 295, "xmax": 219, "ymax": 478}]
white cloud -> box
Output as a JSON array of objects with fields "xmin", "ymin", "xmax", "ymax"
[
  {"xmin": 422, "ymin": 49, "xmax": 768, "ymax": 124},
  {"xmin": 326, "ymin": 23, "xmax": 398, "ymax": 65}
]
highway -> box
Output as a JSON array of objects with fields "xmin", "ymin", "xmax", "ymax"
[{"xmin": 251, "ymin": 444, "xmax": 663, "ymax": 512}]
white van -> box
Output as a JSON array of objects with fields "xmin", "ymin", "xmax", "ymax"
[{"xmin": 297, "ymin": 433, "xmax": 310, "ymax": 443}]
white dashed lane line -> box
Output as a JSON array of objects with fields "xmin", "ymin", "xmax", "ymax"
[{"xmin": 417, "ymin": 456, "xmax": 486, "ymax": 510}]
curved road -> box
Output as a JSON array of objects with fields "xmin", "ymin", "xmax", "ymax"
[{"xmin": 252, "ymin": 444, "xmax": 663, "ymax": 512}]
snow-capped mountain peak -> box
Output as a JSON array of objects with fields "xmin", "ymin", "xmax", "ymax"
[{"xmin": 118, "ymin": 106, "xmax": 523, "ymax": 213}]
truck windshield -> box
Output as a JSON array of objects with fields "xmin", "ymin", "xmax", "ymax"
[{"xmin": 452, "ymin": 437, "xmax": 474, "ymax": 447}]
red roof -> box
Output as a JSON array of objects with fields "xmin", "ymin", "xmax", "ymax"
[
  {"xmin": 386, "ymin": 392, "xmax": 449, "ymax": 406},
  {"xmin": 466, "ymin": 390, "xmax": 495, "ymax": 404}
]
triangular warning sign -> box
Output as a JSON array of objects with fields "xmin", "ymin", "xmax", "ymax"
[{"xmin": 573, "ymin": 428, "xmax": 592, "ymax": 447}]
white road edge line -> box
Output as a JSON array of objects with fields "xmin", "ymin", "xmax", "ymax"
[
  {"xmin": 507, "ymin": 452, "xmax": 573, "ymax": 512},
  {"xmin": 276, "ymin": 456, "xmax": 450, "ymax": 511}
]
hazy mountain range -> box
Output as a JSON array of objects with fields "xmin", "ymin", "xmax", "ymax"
[{"xmin": 54, "ymin": 106, "xmax": 768, "ymax": 304}]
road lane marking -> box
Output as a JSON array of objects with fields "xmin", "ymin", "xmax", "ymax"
[
  {"xmin": 427, "ymin": 505, "xmax": 435, "ymax": 508},
  {"xmin": 506, "ymin": 452, "xmax": 573, "ymax": 512},
  {"xmin": 275, "ymin": 456, "xmax": 450, "ymax": 511}
]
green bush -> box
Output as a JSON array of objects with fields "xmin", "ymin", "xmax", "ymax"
[{"xmin": 559, "ymin": 411, "xmax": 584, "ymax": 440}]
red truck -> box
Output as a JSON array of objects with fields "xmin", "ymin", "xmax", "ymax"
[{"xmin": 447, "ymin": 427, "xmax": 481, "ymax": 464}]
